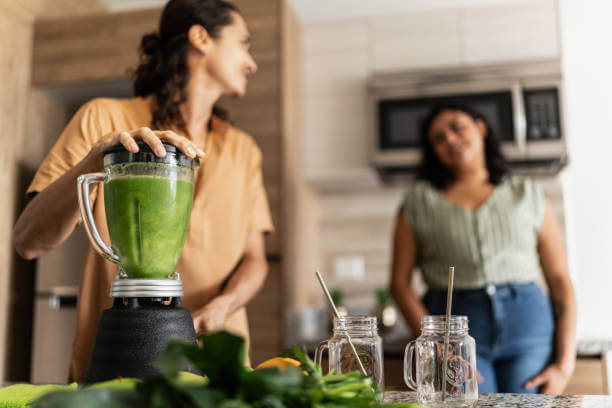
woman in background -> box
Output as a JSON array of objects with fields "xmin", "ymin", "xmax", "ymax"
[{"xmin": 390, "ymin": 103, "xmax": 576, "ymax": 394}]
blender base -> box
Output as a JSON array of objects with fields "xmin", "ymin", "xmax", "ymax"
[{"xmin": 83, "ymin": 296, "xmax": 197, "ymax": 384}]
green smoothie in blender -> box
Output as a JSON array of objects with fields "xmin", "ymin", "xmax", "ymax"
[{"xmin": 104, "ymin": 166, "xmax": 194, "ymax": 279}]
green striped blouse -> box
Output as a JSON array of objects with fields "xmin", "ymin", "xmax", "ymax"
[{"xmin": 401, "ymin": 175, "xmax": 546, "ymax": 290}]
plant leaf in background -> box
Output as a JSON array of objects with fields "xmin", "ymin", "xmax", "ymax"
[
  {"xmin": 376, "ymin": 287, "xmax": 391, "ymax": 307},
  {"xmin": 330, "ymin": 288, "xmax": 344, "ymax": 306}
]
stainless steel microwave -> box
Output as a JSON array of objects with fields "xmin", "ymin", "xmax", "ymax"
[{"xmin": 369, "ymin": 60, "xmax": 568, "ymax": 177}]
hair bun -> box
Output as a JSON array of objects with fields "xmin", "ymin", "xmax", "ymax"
[{"xmin": 141, "ymin": 33, "xmax": 163, "ymax": 57}]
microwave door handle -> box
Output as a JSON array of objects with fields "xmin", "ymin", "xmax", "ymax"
[{"xmin": 512, "ymin": 82, "xmax": 527, "ymax": 152}]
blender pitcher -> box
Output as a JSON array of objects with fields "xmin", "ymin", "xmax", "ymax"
[{"xmin": 77, "ymin": 142, "xmax": 198, "ymax": 279}]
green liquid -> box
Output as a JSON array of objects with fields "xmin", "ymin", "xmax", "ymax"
[{"xmin": 104, "ymin": 176, "xmax": 194, "ymax": 279}]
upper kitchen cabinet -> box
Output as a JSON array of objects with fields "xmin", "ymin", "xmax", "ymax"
[
  {"xmin": 462, "ymin": 0, "xmax": 560, "ymax": 64},
  {"xmin": 32, "ymin": 9, "xmax": 160, "ymax": 86},
  {"xmin": 367, "ymin": 1, "xmax": 560, "ymax": 73},
  {"xmin": 302, "ymin": 21, "xmax": 370, "ymax": 180},
  {"xmin": 369, "ymin": 10, "xmax": 462, "ymax": 73}
]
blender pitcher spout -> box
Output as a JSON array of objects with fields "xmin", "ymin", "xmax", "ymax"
[{"xmin": 77, "ymin": 173, "xmax": 120, "ymax": 264}]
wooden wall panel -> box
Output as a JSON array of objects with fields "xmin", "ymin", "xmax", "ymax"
[
  {"xmin": 231, "ymin": 0, "xmax": 283, "ymax": 363},
  {"xmin": 36, "ymin": 0, "xmax": 106, "ymax": 20},
  {"xmin": 32, "ymin": 9, "xmax": 161, "ymax": 85},
  {"xmin": 0, "ymin": 4, "xmax": 35, "ymax": 382},
  {"xmin": 220, "ymin": 0, "xmax": 282, "ymax": 257},
  {"xmin": 247, "ymin": 262, "xmax": 283, "ymax": 365}
]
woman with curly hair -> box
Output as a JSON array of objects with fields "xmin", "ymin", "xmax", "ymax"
[
  {"xmin": 390, "ymin": 104, "xmax": 576, "ymax": 394},
  {"xmin": 13, "ymin": 0, "xmax": 273, "ymax": 383}
]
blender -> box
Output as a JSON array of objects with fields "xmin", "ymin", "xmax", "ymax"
[{"xmin": 77, "ymin": 142, "xmax": 199, "ymax": 384}]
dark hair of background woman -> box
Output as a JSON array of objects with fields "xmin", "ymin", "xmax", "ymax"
[
  {"xmin": 132, "ymin": 0, "xmax": 238, "ymax": 133},
  {"xmin": 416, "ymin": 103, "xmax": 509, "ymax": 190}
]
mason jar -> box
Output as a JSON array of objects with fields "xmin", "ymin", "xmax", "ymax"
[
  {"xmin": 404, "ymin": 315, "xmax": 478, "ymax": 407},
  {"xmin": 315, "ymin": 315, "xmax": 384, "ymax": 392}
]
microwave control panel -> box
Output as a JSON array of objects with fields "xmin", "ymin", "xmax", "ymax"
[{"xmin": 523, "ymin": 88, "xmax": 561, "ymax": 141}]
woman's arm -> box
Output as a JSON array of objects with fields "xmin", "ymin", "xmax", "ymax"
[
  {"xmin": 192, "ymin": 229, "xmax": 268, "ymax": 333},
  {"xmin": 525, "ymin": 200, "xmax": 577, "ymax": 394},
  {"xmin": 390, "ymin": 212, "xmax": 427, "ymax": 335},
  {"xmin": 12, "ymin": 156, "xmax": 99, "ymax": 260}
]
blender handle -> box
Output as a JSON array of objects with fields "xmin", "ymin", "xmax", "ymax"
[
  {"xmin": 77, "ymin": 173, "xmax": 120, "ymax": 264},
  {"xmin": 314, "ymin": 340, "xmax": 328, "ymax": 373},
  {"xmin": 404, "ymin": 340, "xmax": 418, "ymax": 390}
]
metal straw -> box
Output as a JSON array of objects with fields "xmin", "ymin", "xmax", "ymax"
[
  {"xmin": 442, "ymin": 266, "xmax": 455, "ymax": 401},
  {"xmin": 315, "ymin": 270, "xmax": 368, "ymax": 376}
]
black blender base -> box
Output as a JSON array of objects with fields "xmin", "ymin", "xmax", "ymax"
[{"xmin": 83, "ymin": 297, "xmax": 197, "ymax": 384}]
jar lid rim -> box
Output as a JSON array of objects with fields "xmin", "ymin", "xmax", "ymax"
[{"xmin": 422, "ymin": 315, "xmax": 468, "ymax": 322}]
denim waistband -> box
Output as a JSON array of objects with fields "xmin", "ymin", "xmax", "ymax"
[{"xmin": 428, "ymin": 282, "xmax": 539, "ymax": 299}]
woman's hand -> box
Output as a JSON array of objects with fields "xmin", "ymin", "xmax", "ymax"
[
  {"xmin": 524, "ymin": 363, "xmax": 572, "ymax": 394},
  {"xmin": 192, "ymin": 296, "xmax": 233, "ymax": 334},
  {"xmin": 82, "ymin": 127, "xmax": 206, "ymax": 172}
]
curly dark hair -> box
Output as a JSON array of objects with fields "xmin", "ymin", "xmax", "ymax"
[
  {"xmin": 416, "ymin": 103, "xmax": 509, "ymax": 189},
  {"xmin": 132, "ymin": 0, "xmax": 238, "ymax": 133}
]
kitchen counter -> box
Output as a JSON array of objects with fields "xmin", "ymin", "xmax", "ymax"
[{"xmin": 383, "ymin": 391, "xmax": 612, "ymax": 407}]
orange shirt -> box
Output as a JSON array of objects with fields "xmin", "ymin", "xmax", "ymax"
[{"xmin": 27, "ymin": 96, "xmax": 274, "ymax": 383}]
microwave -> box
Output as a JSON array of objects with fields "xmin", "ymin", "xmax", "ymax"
[{"xmin": 369, "ymin": 60, "xmax": 568, "ymax": 178}]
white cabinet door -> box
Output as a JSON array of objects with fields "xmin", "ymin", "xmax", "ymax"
[
  {"xmin": 369, "ymin": 10, "xmax": 462, "ymax": 72},
  {"xmin": 462, "ymin": 0, "xmax": 560, "ymax": 64},
  {"xmin": 303, "ymin": 20, "xmax": 370, "ymax": 176},
  {"xmin": 31, "ymin": 298, "xmax": 77, "ymax": 384},
  {"xmin": 36, "ymin": 226, "xmax": 87, "ymax": 292}
]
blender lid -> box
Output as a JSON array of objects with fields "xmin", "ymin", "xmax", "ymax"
[{"xmin": 103, "ymin": 142, "xmax": 200, "ymax": 169}]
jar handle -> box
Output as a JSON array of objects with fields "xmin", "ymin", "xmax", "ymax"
[
  {"xmin": 314, "ymin": 340, "xmax": 329, "ymax": 373},
  {"xmin": 404, "ymin": 340, "xmax": 418, "ymax": 390},
  {"xmin": 77, "ymin": 173, "xmax": 120, "ymax": 264}
]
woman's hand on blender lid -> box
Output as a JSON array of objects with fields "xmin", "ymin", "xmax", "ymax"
[{"xmin": 93, "ymin": 127, "xmax": 206, "ymax": 161}]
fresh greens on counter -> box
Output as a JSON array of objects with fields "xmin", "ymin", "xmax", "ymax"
[{"xmin": 32, "ymin": 331, "xmax": 422, "ymax": 408}]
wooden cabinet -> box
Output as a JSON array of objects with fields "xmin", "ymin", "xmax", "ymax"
[
  {"xmin": 32, "ymin": 9, "xmax": 160, "ymax": 85},
  {"xmin": 462, "ymin": 0, "xmax": 560, "ymax": 64},
  {"xmin": 370, "ymin": 11, "xmax": 461, "ymax": 72},
  {"xmin": 246, "ymin": 261, "xmax": 283, "ymax": 365}
]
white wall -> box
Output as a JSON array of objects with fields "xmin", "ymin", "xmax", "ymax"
[{"xmin": 559, "ymin": 0, "xmax": 612, "ymax": 340}]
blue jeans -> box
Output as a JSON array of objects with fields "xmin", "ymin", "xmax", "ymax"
[{"xmin": 423, "ymin": 282, "xmax": 555, "ymax": 393}]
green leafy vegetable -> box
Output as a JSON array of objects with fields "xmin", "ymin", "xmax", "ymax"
[{"xmin": 31, "ymin": 331, "xmax": 423, "ymax": 408}]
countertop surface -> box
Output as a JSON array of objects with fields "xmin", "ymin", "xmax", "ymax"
[
  {"xmin": 383, "ymin": 391, "xmax": 612, "ymax": 407},
  {"xmin": 2, "ymin": 385, "xmax": 611, "ymax": 406}
]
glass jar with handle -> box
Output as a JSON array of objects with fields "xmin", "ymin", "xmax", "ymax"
[
  {"xmin": 404, "ymin": 315, "xmax": 478, "ymax": 407},
  {"xmin": 315, "ymin": 315, "xmax": 384, "ymax": 391}
]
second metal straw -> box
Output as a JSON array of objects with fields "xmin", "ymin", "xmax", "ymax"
[
  {"xmin": 315, "ymin": 270, "xmax": 368, "ymax": 376},
  {"xmin": 441, "ymin": 266, "xmax": 455, "ymax": 402}
]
